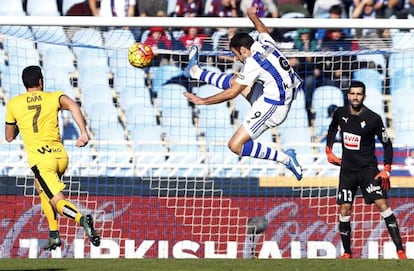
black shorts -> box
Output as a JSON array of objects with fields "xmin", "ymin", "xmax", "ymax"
[{"xmin": 337, "ymin": 167, "xmax": 388, "ymax": 205}]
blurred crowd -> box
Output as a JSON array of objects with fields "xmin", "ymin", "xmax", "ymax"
[{"xmin": 19, "ymin": 1, "xmax": 414, "ymax": 46}]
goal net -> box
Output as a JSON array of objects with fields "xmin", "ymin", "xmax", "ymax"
[{"xmin": 0, "ymin": 16, "xmax": 413, "ymax": 259}]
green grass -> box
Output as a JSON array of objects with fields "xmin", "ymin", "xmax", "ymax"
[{"xmin": 0, "ymin": 259, "xmax": 413, "ymax": 271}]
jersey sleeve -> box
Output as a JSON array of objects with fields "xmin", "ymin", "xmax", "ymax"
[
  {"xmin": 258, "ymin": 32, "xmax": 278, "ymax": 49},
  {"xmin": 375, "ymin": 115, "xmax": 393, "ymax": 165},
  {"xmin": 55, "ymin": 91, "xmax": 65, "ymax": 109},
  {"xmin": 235, "ymin": 58, "xmax": 260, "ymax": 86}
]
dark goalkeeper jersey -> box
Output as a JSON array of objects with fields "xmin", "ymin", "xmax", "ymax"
[{"xmin": 326, "ymin": 105, "xmax": 393, "ymax": 172}]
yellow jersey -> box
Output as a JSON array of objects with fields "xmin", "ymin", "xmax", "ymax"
[{"xmin": 5, "ymin": 90, "xmax": 68, "ymax": 167}]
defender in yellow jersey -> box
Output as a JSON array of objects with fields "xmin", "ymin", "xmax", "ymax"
[{"xmin": 5, "ymin": 65, "xmax": 101, "ymax": 250}]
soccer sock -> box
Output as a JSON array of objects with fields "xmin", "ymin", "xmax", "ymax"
[
  {"xmin": 240, "ymin": 140, "xmax": 289, "ymax": 163},
  {"xmin": 339, "ymin": 215, "xmax": 352, "ymax": 255},
  {"xmin": 39, "ymin": 191, "xmax": 58, "ymax": 231},
  {"xmin": 56, "ymin": 199, "xmax": 83, "ymax": 224},
  {"xmin": 381, "ymin": 208, "xmax": 404, "ymax": 251},
  {"xmin": 199, "ymin": 70, "xmax": 233, "ymax": 89}
]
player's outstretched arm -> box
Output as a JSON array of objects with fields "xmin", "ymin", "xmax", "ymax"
[
  {"xmin": 183, "ymin": 83, "xmax": 247, "ymax": 105},
  {"xmin": 247, "ymin": 6, "xmax": 268, "ymax": 34},
  {"xmin": 59, "ymin": 95, "xmax": 90, "ymax": 147}
]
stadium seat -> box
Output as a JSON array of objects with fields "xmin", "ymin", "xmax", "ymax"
[
  {"xmin": 278, "ymin": 92, "xmax": 314, "ymax": 168},
  {"xmin": 71, "ymin": 28, "xmax": 107, "ymax": 64},
  {"xmin": 391, "ymin": 88, "xmax": 414, "ymax": 146},
  {"xmin": 364, "ymin": 87, "xmax": 385, "ymax": 120},
  {"xmin": 103, "ymin": 29, "xmax": 136, "ymax": 49},
  {"xmin": 107, "ymin": 48, "xmax": 130, "ymax": 74},
  {"xmin": 124, "ymin": 101, "xmax": 159, "ymax": 131},
  {"xmin": 157, "ymin": 83, "xmax": 190, "ymax": 111},
  {"xmin": 352, "ymin": 69, "xmax": 383, "ymax": 92},
  {"xmin": 388, "ymin": 52, "xmax": 414, "ymax": 92},
  {"xmin": 80, "ymin": 84, "xmax": 114, "ymax": 113},
  {"xmin": 0, "ymin": 0, "xmax": 26, "ymax": 16},
  {"xmin": 161, "ymin": 106, "xmax": 195, "ymax": 135},
  {"xmin": 312, "ymin": 85, "xmax": 344, "ymax": 122},
  {"xmin": 114, "ymin": 66, "xmax": 147, "ymax": 89},
  {"xmin": 0, "ymin": 26, "xmax": 33, "ymax": 39},
  {"xmin": 77, "ymin": 65, "xmax": 111, "ymax": 91},
  {"xmin": 356, "ymin": 53, "xmax": 386, "ymax": 73},
  {"xmin": 150, "ymin": 64, "xmax": 183, "ymax": 93},
  {"xmin": 31, "ymin": 26, "xmax": 69, "ymax": 55},
  {"xmin": 26, "ymin": 0, "xmax": 60, "ymax": 16},
  {"xmin": 43, "ymin": 69, "xmax": 77, "ymax": 99},
  {"xmin": 391, "ymin": 31, "xmax": 414, "ymax": 50},
  {"xmin": 42, "ymin": 45, "xmax": 76, "ymax": 74}
]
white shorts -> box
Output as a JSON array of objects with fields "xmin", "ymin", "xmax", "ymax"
[{"xmin": 242, "ymin": 96, "xmax": 292, "ymax": 140}]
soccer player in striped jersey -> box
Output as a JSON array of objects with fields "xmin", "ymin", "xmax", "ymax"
[
  {"xmin": 325, "ymin": 80, "xmax": 407, "ymax": 259},
  {"xmin": 183, "ymin": 6, "xmax": 304, "ymax": 180},
  {"xmin": 5, "ymin": 65, "xmax": 101, "ymax": 250}
]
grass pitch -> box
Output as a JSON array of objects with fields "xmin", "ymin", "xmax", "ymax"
[{"xmin": 0, "ymin": 259, "xmax": 413, "ymax": 271}]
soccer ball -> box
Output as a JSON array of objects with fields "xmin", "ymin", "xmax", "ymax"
[{"xmin": 128, "ymin": 42, "xmax": 153, "ymax": 68}]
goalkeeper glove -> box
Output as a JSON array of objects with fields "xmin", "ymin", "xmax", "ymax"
[
  {"xmin": 375, "ymin": 164, "xmax": 391, "ymax": 191},
  {"xmin": 325, "ymin": 146, "xmax": 341, "ymax": 166}
]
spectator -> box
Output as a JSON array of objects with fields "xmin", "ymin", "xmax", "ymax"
[
  {"xmin": 294, "ymin": 28, "xmax": 318, "ymax": 52},
  {"xmin": 277, "ymin": 0, "xmax": 310, "ymax": 17},
  {"xmin": 207, "ymin": 0, "xmax": 241, "ymax": 17},
  {"xmin": 172, "ymin": 0, "xmax": 204, "ymax": 17},
  {"xmin": 142, "ymin": 26, "xmax": 173, "ymax": 65},
  {"xmin": 64, "ymin": 0, "xmax": 94, "ymax": 15},
  {"xmin": 315, "ymin": 4, "xmax": 351, "ymax": 48},
  {"xmin": 312, "ymin": 0, "xmax": 342, "ymax": 17},
  {"xmin": 320, "ymin": 29, "xmax": 353, "ymax": 51},
  {"xmin": 137, "ymin": 0, "xmax": 168, "ymax": 16},
  {"xmin": 211, "ymin": 27, "xmax": 239, "ymax": 71},
  {"xmin": 292, "ymin": 28, "xmax": 318, "ymax": 126},
  {"xmin": 317, "ymin": 29, "xmax": 356, "ymax": 103},
  {"xmin": 352, "ymin": 0, "xmax": 383, "ymax": 37},
  {"xmin": 89, "ymin": 0, "xmax": 136, "ymax": 17},
  {"xmin": 178, "ymin": 27, "xmax": 207, "ymax": 50},
  {"xmin": 240, "ymin": 0, "xmax": 279, "ymax": 18},
  {"xmin": 406, "ymin": 0, "xmax": 414, "ymax": 17},
  {"xmin": 380, "ymin": 0, "xmax": 405, "ymax": 18}
]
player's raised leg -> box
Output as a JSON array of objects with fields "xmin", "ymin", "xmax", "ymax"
[{"xmin": 184, "ymin": 45, "xmax": 234, "ymax": 90}]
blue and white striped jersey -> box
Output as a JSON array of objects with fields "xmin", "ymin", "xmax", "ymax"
[{"xmin": 235, "ymin": 32, "xmax": 303, "ymax": 105}]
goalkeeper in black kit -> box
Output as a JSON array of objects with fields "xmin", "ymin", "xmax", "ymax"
[{"xmin": 325, "ymin": 80, "xmax": 407, "ymax": 259}]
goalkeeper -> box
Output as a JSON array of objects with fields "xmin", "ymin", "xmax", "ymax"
[
  {"xmin": 5, "ymin": 65, "xmax": 101, "ymax": 250},
  {"xmin": 325, "ymin": 80, "xmax": 407, "ymax": 259}
]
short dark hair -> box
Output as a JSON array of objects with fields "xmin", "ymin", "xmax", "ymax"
[
  {"xmin": 229, "ymin": 33, "xmax": 254, "ymax": 51},
  {"xmin": 349, "ymin": 80, "xmax": 366, "ymax": 95},
  {"xmin": 22, "ymin": 65, "xmax": 43, "ymax": 88},
  {"xmin": 329, "ymin": 4, "xmax": 342, "ymax": 16}
]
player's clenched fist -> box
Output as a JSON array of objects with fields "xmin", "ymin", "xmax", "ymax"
[
  {"xmin": 325, "ymin": 146, "xmax": 341, "ymax": 166},
  {"xmin": 375, "ymin": 164, "xmax": 391, "ymax": 191},
  {"xmin": 76, "ymin": 134, "xmax": 89, "ymax": 147}
]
